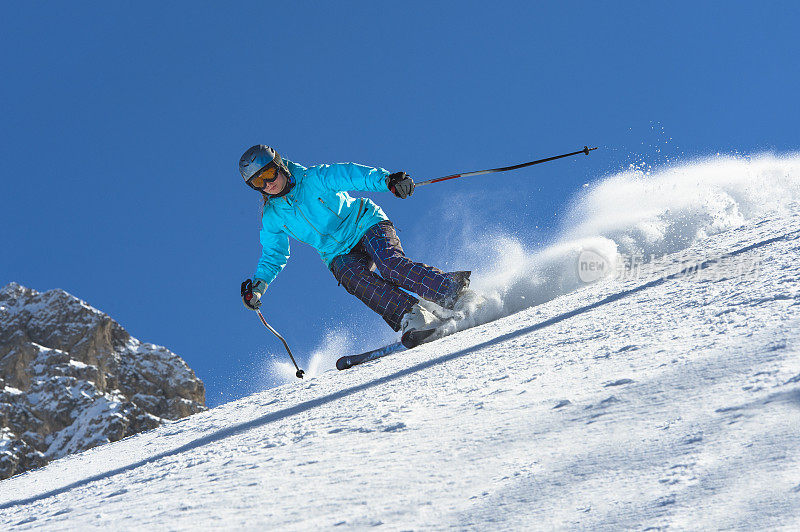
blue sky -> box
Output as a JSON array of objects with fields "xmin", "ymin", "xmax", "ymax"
[{"xmin": 2, "ymin": 2, "xmax": 798, "ymax": 406}]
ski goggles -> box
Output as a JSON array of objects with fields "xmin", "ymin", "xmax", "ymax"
[{"xmin": 246, "ymin": 164, "xmax": 280, "ymax": 190}]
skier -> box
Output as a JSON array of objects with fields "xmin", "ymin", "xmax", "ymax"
[{"xmin": 238, "ymin": 145, "xmax": 477, "ymax": 347}]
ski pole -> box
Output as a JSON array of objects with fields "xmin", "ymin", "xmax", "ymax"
[
  {"xmin": 241, "ymin": 279, "xmax": 304, "ymax": 379},
  {"xmin": 416, "ymin": 145, "xmax": 598, "ymax": 188},
  {"xmin": 256, "ymin": 309, "xmax": 304, "ymax": 379}
]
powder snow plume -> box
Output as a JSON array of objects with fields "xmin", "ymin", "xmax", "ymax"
[
  {"xmin": 269, "ymin": 327, "xmax": 393, "ymax": 382},
  {"xmin": 269, "ymin": 330, "xmax": 353, "ymax": 382},
  {"xmin": 448, "ymin": 152, "xmax": 800, "ymax": 329}
]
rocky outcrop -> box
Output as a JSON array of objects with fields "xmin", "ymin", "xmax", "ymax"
[{"xmin": 0, "ymin": 282, "xmax": 205, "ymax": 479}]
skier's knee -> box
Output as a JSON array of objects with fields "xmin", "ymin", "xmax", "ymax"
[{"xmin": 374, "ymin": 257, "xmax": 406, "ymax": 281}]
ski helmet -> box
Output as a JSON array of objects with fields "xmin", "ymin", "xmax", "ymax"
[{"xmin": 239, "ymin": 145, "xmax": 291, "ymax": 191}]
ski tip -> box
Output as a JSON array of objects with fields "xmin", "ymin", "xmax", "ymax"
[{"xmin": 336, "ymin": 357, "xmax": 351, "ymax": 370}]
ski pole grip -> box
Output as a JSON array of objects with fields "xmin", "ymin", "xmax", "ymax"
[{"xmin": 241, "ymin": 279, "xmax": 253, "ymax": 301}]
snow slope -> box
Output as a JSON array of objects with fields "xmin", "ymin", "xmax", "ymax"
[{"xmin": 2, "ymin": 203, "xmax": 800, "ymax": 528}]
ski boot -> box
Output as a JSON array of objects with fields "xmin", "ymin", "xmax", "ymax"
[{"xmin": 400, "ymin": 303, "xmax": 442, "ymax": 349}]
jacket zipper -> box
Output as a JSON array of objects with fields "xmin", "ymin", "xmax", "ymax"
[
  {"xmin": 281, "ymin": 198, "xmax": 311, "ymax": 244},
  {"xmin": 283, "ymin": 195, "xmax": 342, "ymax": 244},
  {"xmin": 283, "ymin": 224, "xmax": 309, "ymax": 245},
  {"xmin": 318, "ymin": 197, "xmax": 343, "ymax": 220},
  {"xmin": 355, "ymin": 198, "xmax": 364, "ymax": 220}
]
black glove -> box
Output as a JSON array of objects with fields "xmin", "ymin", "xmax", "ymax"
[
  {"xmin": 386, "ymin": 172, "xmax": 415, "ymax": 199},
  {"xmin": 241, "ymin": 279, "xmax": 267, "ymax": 310}
]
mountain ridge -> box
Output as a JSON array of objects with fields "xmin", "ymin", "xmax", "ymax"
[{"xmin": 0, "ymin": 283, "xmax": 206, "ymax": 480}]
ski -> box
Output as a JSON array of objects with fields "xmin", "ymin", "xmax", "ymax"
[
  {"xmin": 335, "ymin": 328, "xmax": 437, "ymax": 370},
  {"xmin": 336, "ymin": 342, "xmax": 406, "ymax": 370}
]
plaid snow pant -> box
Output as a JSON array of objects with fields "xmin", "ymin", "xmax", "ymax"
[{"xmin": 330, "ymin": 221, "xmax": 460, "ymax": 331}]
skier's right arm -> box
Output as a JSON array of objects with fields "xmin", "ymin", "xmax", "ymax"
[{"xmin": 254, "ymin": 222, "xmax": 290, "ymax": 287}]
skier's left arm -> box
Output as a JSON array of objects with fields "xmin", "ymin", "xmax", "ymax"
[{"xmin": 314, "ymin": 162, "xmax": 394, "ymax": 194}]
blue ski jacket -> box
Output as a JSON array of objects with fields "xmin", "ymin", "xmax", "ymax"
[{"xmin": 254, "ymin": 160, "xmax": 392, "ymax": 286}]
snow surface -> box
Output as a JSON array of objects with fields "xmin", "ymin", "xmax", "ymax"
[
  {"xmin": 2, "ymin": 153, "xmax": 800, "ymax": 529},
  {"xmin": 2, "ymin": 206, "xmax": 800, "ymax": 529}
]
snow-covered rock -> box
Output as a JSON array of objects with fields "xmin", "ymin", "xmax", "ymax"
[{"xmin": 0, "ymin": 284, "xmax": 205, "ymax": 480}]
